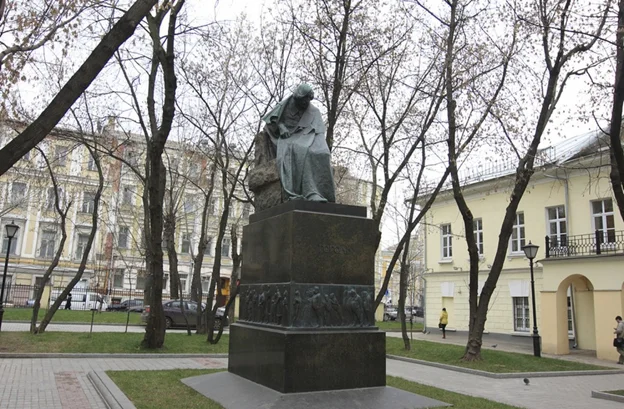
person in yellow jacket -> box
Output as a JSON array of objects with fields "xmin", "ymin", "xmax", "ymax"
[{"xmin": 439, "ymin": 308, "xmax": 448, "ymax": 339}]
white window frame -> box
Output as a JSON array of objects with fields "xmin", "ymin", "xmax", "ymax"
[
  {"xmin": 510, "ymin": 212, "xmax": 525, "ymax": 254},
  {"xmin": 75, "ymin": 233, "xmax": 90, "ymax": 260},
  {"xmin": 547, "ymin": 205, "xmax": 567, "ymax": 247},
  {"xmin": 181, "ymin": 233, "xmax": 191, "ymax": 254},
  {"xmin": 179, "ymin": 274, "xmax": 188, "ymax": 292},
  {"xmin": 81, "ymin": 192, "xmax": 95, "ymax": 214},
  {"xmin": 441, "ymin": 224, "xmax": 452, "ymax": 259},
  {"xmin": 473, "ymin": 218, "xmax": 483, "ymax": 256},
  {"xmin": 113, "ymin": 269, "xmax": 125, "ymax": 289},
  {"xmin": 87, "ymin": 152, "xmax": 97, "ymax": 171},
  {"xmin": 121, "ymin": 186, "xmax": 132, "ymax": 206},
  {"xmin": 118, "ymin": 226, "xmax": 129, "ymax": 249},
  {"xmin": 591, "ymin": 199, "xmax": 615, "ymax": 244},
  {"xmin": 513, "ymin": 296, "xmax": 530, "ymax": 332},
  {"xmin": 55, "ymin": 146, "xmax": 68, "ymax": 167},
  {"xmin": 221, "ymin": 238, "xmax": 230, "ymax": 258},
  {"xmin": 39, "ymin": 229, "xmax": 57, "ymax": 258},
  {"xmin": 11, "ymin": 182, "xmax": 26, "ymax": 203}
]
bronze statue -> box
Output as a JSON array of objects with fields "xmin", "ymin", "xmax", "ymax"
[{"xmin": 261, "ymin": 84, "xmax": 336, "ymax": 203}]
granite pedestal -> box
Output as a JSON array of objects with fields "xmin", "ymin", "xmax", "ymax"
[{"xmin": 184, "ymin": 201, "xmax": 449, "ymax": 407}]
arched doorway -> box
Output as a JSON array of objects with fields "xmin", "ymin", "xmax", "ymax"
[{"xmin": 556, "ymin": 275, "xmax": 595, "ymax": 353}]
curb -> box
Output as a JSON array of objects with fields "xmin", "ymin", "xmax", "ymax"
[
  {"xmin": 88, "ymin": 371, "xmax": 137, "ymax": 409},
  {"xmin": 386, "ymin": 355, "xmax": 624, "ymax": 379},
  {"xmin": 591, "ymin": 390, "xmax": 624, "ymax": 403},
  {"xmin": 5, "ymin": 320, "xmax": 144, "ymax": 327},
  {"xmin": 0, "ymin": 353, "xmax": 228, "ymax": 359}
]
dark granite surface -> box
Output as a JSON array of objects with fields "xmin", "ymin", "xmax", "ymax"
[
  {"xmin": 249, "ymin": 200, "xmax": 367, "ymax": 223},
  {"xmin": 228, "ymin": 323, "xmax": 386, "ymax": 393},
  {"xmin": 182, "ymin": 372, "xmax": 452, "ymax": 409},
  {"xmin": 242, "ymin": 210, "xmax": 377, "ymax": 285}
]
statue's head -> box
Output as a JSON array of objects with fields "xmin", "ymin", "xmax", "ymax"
[{"xmin": 293, "ymin": 83, "xmax": 314, "ymax": 110}]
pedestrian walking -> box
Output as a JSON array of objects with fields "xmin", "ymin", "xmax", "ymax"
[
  {"xmin": 614, "ymin": 315, "xmax": 624, "ymax": 364},
  {"xmin": 439, "ymin": 308, "xmax": 448, "ymax": 339},
  {"xmin": 65, "ymin": 293, "xmax": 72, "ymax": 310}
]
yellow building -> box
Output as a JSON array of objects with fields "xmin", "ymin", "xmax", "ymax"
[{"xmin": 419, "ymin": 130, "xmax": 624, "ymax": 361}]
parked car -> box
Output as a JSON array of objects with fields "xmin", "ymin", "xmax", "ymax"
[
  {"xmin": 140, "ymin": 300, "xmax": 228, "ymax": 330},
  {"xmin": 106, "ymin": 299, "xmax": 144, "ymax": 312},
  {"xmin": 50, "ymin": 291, "xmax": 108, "ymax": 310},
  {"xmin": 384, "ymin": 307, "xmax": 398, "ymax": 321}
]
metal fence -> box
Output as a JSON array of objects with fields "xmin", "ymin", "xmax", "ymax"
[
  {"xmin": 1, "ymin": 284, "xmax": 195, "ymax": 311},
  {"xmin": 545, "ymin": 230, "xmax": 624, "ymax": 258}
]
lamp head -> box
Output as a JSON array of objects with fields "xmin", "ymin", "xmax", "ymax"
[
  {"xmin": 5, "ymin": 221, "xmax": 19, "ymax": 239},
  {"xmin": 522, "ymin": 241, "xmax": 539, "ymax": 260}
]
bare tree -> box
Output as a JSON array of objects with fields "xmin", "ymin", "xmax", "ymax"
[
  {"xmin": 441, "ymin": 0, "xmax": 607, "ymax": 361},
  {"xmin": 608, "ymin": 0, "xmax": 624, "ymax": 219},
  {"xmin": 0, "ymin": 0, "xmax": 160, "ymax": 176}
]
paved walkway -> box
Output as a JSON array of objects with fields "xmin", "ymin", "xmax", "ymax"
[{"xmin": 0, "ymin": 354, "xmax": 623, "ymax": 409}]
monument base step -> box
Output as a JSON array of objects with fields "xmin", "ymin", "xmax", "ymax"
[{"xmin": 182, "ymin": 371, "xmax": 451, "ymax": 409}]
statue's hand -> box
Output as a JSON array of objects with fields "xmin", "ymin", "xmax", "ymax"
[{"xmin": 278, "ymin": 124, "xmax": 290, "ymax": 139}]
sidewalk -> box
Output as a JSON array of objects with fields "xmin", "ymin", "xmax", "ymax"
[
  {"xmin": 386, "ymin": 329, "xmax": 624, "ymax": 369},
  {"xmin": 1, "ymin": 354, "xmax": 622, "ymax": 409}
]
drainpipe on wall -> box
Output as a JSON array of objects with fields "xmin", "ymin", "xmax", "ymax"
[{"xmin": 570, "ymin": 284, "xmax": 578, "ymax": 348}]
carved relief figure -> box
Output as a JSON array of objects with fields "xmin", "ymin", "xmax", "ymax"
[
  {"xmin": 361, "ymin": 290, "xmax": 373, "ymax": 325},
  {"xmin": 293, "ymin": 290, "xmax": 302, "ymax": 324},
  {"xmin": 347, "ymin": 289, "xmax": 364, "ymax": 326},
  {"xmin": 257, "ymin": 285, "xmax": 268, "ymax": 322},
  {"xmin": 281, "ymin": 290, "xmax": 289, "ymax": 326},
  {"xmin": 329, "ymin": 293, "xmax": 342, "ymax": 326},
  {"xmin": 272, "ymin": 289, "xmax": 282, "ymax": 325},
  {"xmin": 310, "ymin": 286, "xmax": 324, "ymax": 327}
]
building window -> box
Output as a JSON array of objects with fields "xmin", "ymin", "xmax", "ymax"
[
  {"xmin": 136, "ymin": 270, "xmax": 146, "ymax": 290},
  {"xmin": 547, "ymin": 206, "xmax": 567, "ymax": 247},
  {"xmin": 204, "ymin": 237, "xmax": 213, "ymax": 256},
  {"xmin": 202, "ymin": 279, "xmax": 209, "ymax": 293},
  {"xmin": 113, "ymin": 269, "xmax": 125, "ymax": 288},
  {"xmin": 55, "ymin": 146, "xmax": 68, "ymax": 167},
  {"xmin": 592, "ymin": 199, "xmax": 615, "ymax": 244},
  {"xmin": 163, "ymin": 274, "xmax": 169, "ymax": 291},
  {"xmin": 510, "ymin": 212, "xmax": 525, "ymax": 253},
  {"xmin": 118, "ymin": 226, "xmax": 129, "ymax": 249},
  {"xmin": 441, "ymin": 224, "xmax": 452, "ymax": 259},
  {"xmin": 209, "ymin": 198, "xmax": 219, "ymax": 215},
  {"xmin": 179, "ymin": 274, "xmax": 188, "ymax": 292},
  {"xmin": 75, "ymin": 234, "xmax": 90, "ymax": 260},
  {"xmin": 122, "ymin": 186, "xmax": 132, "ymax": 206},
  {"xmin": 81, "ymin": 192, "xmax": 95, "ymax": 214},
  {"xmin": 39, "ymin": 230, "xmax": 56, "ymax": 258},
  {"xmin": 513, "ymin": 297, "xmax": 530, "ymax": 332},
  {"xmin": 221, "ymin": 238, "xmax": 230, "ymax": 258},
  {"xmin": 2, "ymin": 224, "xmax": 19, "ymax": 255},
  {"xmin": 183, "ymin": 198, "xmax": 193, "ymax": 213},
  {"xmin": 242, "ymin": 203, "xmax": 251, "ymax": 218},
  {"xmin": 87, "ymin": 152, "xmax": 97, "ymax": 171},
  {"xmin": 45, "ymin": 187, "xmax": 63, "ymax": 210},
  {"xmin": 473, "ymin": 218, "xmax": 483, "ymax": 256},
  {"xmin": 11, "ymin": 182, "xmax": 26, "ymax": 203},
  {"xmin": 181, "ymin": 233, "xmax": 191, "ymax": 254}
]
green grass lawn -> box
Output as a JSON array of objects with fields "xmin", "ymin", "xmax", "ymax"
[
  {"xmin": 0, "ymin": 332, "xmax": 228, "ymax": 354},
  {"xmin": 376, "ymin": 320, "xmax": 424, "ymax": 331},
  {"xmin": 107, "ymin": 369, "xmax": 523, "ymax": 409},
  {"xmin": 604, "ymin": 390, "xmax": 624, "ymax": 396},
  {"xmin": 386, "ymin": 337, "xmax": 610, "ymax": 373},
  {"xmin": 3, "ymin": 308, "xmax": 143, "ymax": 324}
]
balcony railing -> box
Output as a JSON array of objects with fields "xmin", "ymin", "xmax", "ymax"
[{"xmin": 545, "ymin": 230, "xmax": 624, "ymax": 258}]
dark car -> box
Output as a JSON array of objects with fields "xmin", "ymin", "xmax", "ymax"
[
  {"xmin": 141, "ymin": 300, "xmax": 228, "ymax": 330},
  {"xmin": 106, "ymin": 299, "xmax": 144, "ymax": 312}
]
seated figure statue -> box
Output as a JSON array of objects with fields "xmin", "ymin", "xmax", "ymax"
[{"xmin": 260, "ymin": 83, "xmax": 336, "ymax": 203}]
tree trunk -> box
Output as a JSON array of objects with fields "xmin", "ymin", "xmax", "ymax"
[
  {"xmin": 399, "ymin": 262, "xmax": 410, "ymax": 351},
  {"xmin": 609, "ymin": 0, "xmax": 624, "ymax": 220},
  {"xmin": 164, "ymin": 213, "xmax": 179, "ymax": 299}
]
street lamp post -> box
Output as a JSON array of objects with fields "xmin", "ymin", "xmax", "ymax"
[
  {"xmin": 0, "ymin": 221, "xmax": 20, "ymax": 332},
  {"xmin": 522, "ymin": 241, "xmax": 541, "ymax": 358}
]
